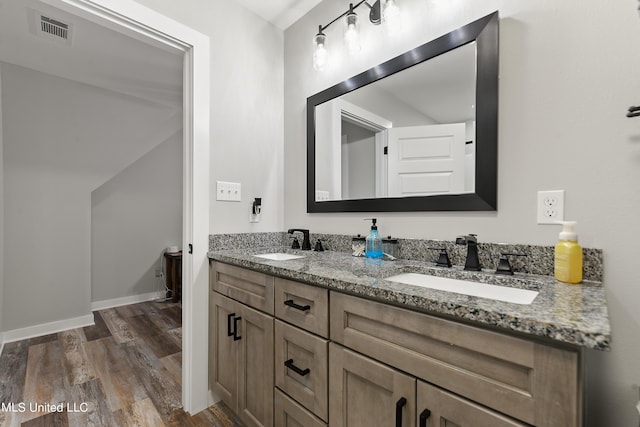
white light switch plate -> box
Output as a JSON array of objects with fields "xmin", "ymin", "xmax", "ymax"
[{"xmin": 216, "ymin": 181, "xmax": 241, "ymax": 202}]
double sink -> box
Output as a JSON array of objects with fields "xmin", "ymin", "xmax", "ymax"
[{"xmin": 253, "ymin": 252, "xmax": 539, "ymax": 305}]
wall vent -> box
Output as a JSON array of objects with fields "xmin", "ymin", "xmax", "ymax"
[
  {"xmin": 28, "ymin": 9, "xmax": 73, "ymax": 46},
  {"xmin": 40, "ymin": 16, "xmax": 69, "ymax": 40}
]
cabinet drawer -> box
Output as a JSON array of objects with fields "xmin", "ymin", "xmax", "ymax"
[
  {"xmin": 330, "ymin": 292, "xmax": 580, "ymax": 426},
  {"xmin": 274, "ymin": 388, "xmax": 327, "ymax": 427},
  {"xmin": 210, "ymin": 261, "xmax": 274, "ymax": 314},
  {"xmin": 275, "ymin": 278, "xmax": 329, "ymax": 337},
  {"xmin": 275, "ymin": 320, "xmax": 328, "ymax": 421}
]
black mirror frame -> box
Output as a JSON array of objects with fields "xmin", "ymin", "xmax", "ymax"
[{"xmin": 307, "ymin": 11, "xmax": 499, "ymax": 213}]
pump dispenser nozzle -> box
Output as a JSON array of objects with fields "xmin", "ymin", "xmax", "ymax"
[{"xmin": 559, "ymin": 221, "xmax": 578, "ymax": 241}]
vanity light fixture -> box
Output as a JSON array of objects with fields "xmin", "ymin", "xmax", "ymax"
[{"xmin": 312, "ymin": 0, "xmax": 399, "ymax": 71}]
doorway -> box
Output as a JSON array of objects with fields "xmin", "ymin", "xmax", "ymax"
[{"xmin": 42, "ymin": 0, "xmax": 211, "ymax": 414}]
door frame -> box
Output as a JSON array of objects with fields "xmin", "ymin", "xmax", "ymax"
[
  {"xmin": 42, "ymin": 0, "xmax": 211, "ymax": 414},
  {"xmin": 331, "ymin": 99, "xmax": 391, "ymax": 200}
]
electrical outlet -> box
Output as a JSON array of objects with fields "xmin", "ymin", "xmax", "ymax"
[{"xmin": 537, "ymin": 190, "xmax": 565, "ymax": 224}]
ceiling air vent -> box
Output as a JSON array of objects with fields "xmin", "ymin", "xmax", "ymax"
[
  {"xmin": 27, "ymin": 9, "xmax": 73, "ymax": 46},
  {"xmin": 40, "ymin": 16, "xmax": 69, "ymax": 40}
]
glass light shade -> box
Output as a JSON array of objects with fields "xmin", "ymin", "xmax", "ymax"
[
  {"xmin": 313, "ymin": 32, "xmax": 328, "ymax": 71},
  {"xmin": 383, "ymin": 0, "xmax": 401, "ymax": 33},
  {"xmin": 344, "ymin": 11, "xmax": 361, "ymax": 54}
]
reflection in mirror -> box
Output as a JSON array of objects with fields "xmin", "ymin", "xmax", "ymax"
[
  {"xmin": 307, "ymin": 11, "xmax": 498, "ymax": 212},
  {"xmin": 315, "ymin": 42, "xmax": 477, "ymax": 201}
]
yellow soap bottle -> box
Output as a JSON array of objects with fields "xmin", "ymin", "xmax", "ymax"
[{"xmin": 554, "ymin": 221, "xmax": 583, "ymax": 284}]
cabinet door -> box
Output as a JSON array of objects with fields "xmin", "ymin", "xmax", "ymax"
[
  {"xmin": 329, "ymin": 343, "xmax": 415, "ymax": 427},
  {"xmin": 209, "ymin": 292, "xmax": 239, "ymax": 409},
  {"xmin": 417, "ymin": 381, "xmax": 528, "ymax": 427},
  {"xmin": 237, "ymin": 303, "xmax": 274, "ymax": 427}
]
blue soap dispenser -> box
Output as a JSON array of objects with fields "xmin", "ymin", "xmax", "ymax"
[{"xmin": 365, "ymin": 218, "xmax": 383, "ymax": 259}]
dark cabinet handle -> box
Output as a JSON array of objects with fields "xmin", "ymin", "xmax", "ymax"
[
  {"xmin": 419, "ymin": 409, "xmax": 432, "ymax": 427},
  {"xmin": 284, "ymin": 359, "xmax": 310, "ymax": 376},
  {"xmin": 232, "ymin": 316, "xmax": 242, "ymax": 341},
  {"xmin": 284, "ymin": 299, "xmax": 311, "ymax": 312},
  {"xmin": 395, "ymin": 397, "xmax": 407, "ymax": 427},
  {"xmin": 227, "ymin": 313, "xmax": 236, "ymax": 337}
]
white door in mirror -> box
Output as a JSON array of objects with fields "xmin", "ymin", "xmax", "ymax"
[{"xmin": 386, "ymin": 123, "xmax": 466, "ymax": 197}]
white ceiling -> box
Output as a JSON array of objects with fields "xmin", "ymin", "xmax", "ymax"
[{"xmin": 233, "ymin": 0, "xmax": 321, "ymax": 29}]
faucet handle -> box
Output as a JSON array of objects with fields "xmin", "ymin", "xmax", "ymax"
[
  {"xmin": 314, "ymin": 239, "xmax": 325, "ymax": 252},
  {"xmin": 429, "ymin": 247, "xmax": 452, "ymax": 268},
  {"xmin": 455, "ymin": 234, "xmax": 478, "ymax": 245},
  {"xmin": 290, "ymin": 236, "xmax": 301, "ymax": 249},
  {"xmin": 495, "ymin": 253, "xmax": 526, "ymax": 275}
]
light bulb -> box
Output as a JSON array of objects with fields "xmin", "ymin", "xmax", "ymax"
[
  {"xmin": 313, "ymin": 31, "xmax": 328, "ymax": 71},
  {"xmin": 383, "ymin": 0, "xmax": 400, "ymax": 34},
  {"xmin": 344, "ymin": 8, "xmax": 361, "ymax": 54}
]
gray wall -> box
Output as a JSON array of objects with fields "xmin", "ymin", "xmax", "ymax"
[
  {"xmin": 1, "ymin": 63, "xmax": 181, "ymax": 330},
  {"xmin": 284, "ymin": 1, "xmax": 640, "ymax": 426},
  {"xmin": 91, "ymin": 134, "xmax": 182, "ymax": 303},
  {"xmin": 0, "ymin": 64, "xmax": 4, "ymax": 341},
  {"xmin": 135, "ymin": 0, "xmax": 285, "ymax": 235}
]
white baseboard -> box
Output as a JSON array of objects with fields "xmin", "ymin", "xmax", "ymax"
[
  {"xmin": 3, "ymin": 313, "xmax": 95, "ymax": 344},
  {"xmin": 90, "ymin": 291, "xmax": 164, "ymax": 311}
]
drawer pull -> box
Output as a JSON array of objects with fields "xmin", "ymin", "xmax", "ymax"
[
  {"xmin": 395, "ymin": 397, "xmax": 407, "ymax": 427},
  {"xmin": 227, "ymin": 313, "xmax": 236, "ymax": 337},
  {"xmin": 419, "ymin": 409, "xmax": 432, "ymax": 427},
  {"xmin": 284, "ymin": 299, "xmax": 311, "ymax": 312},
  {"xmin": 284, "ymin": 359, "xmax": 310, "ymax": 376},
  {"xmin": 232, "ymin": 316, "xmax": 242, "ymax": 341}
]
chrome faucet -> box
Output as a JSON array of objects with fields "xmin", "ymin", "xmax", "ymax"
[
  {"xmin": 287, "ymin": 229, "xmax": 311, "ymax": 250},
  {"xmin": 455, "ymin": 234, "xmax": 481, "ymax": 271}
]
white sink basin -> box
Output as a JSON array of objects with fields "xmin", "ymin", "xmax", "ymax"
[
  {"xmin": 385, "ymin": 273, "xmax": 538, "ymax": 305},
  {"xmin": 254, "ymin": 253, "xmax": 305, "ymax": 261}
]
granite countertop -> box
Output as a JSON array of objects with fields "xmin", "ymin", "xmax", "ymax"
[{"xmin": 208, "ymin": 247, "xmax": 611, "ymax": 351}]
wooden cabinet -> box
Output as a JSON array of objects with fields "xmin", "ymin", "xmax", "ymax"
[
  {"xmin": 329, "ymin": 342, "xmax": 528, "ymax": 427},
  {"xmin": 273, "ymin": 277, "xmax": 330, "ymax": 425},
  {"xmin": 209, "ymin": 292, "xmax": 274, "ymax": 427},
  {"xmin": 329, "ymin": 343, "xmax": 415, "ymax": 427},
  {"xmin": 210, "ymin": 261, "xmax": 583, "ymax": 427},
  {"xmin": 330, "ymin": 291, "xmax": 582, "ymax": 427}
]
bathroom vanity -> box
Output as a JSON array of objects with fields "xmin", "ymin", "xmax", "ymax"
[{"xmin": 208, "ymin": 247, "xmax": 610, "ymax": 427}]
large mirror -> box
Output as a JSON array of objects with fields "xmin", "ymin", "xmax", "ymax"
[{"xmin": 307, "ymin": 12, "xmax": 498, "ymax": 212}]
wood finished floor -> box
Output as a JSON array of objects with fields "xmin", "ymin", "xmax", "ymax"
[{"xmin": 0, "ymin": 300, "xmax": 243, "ymax": 427}]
